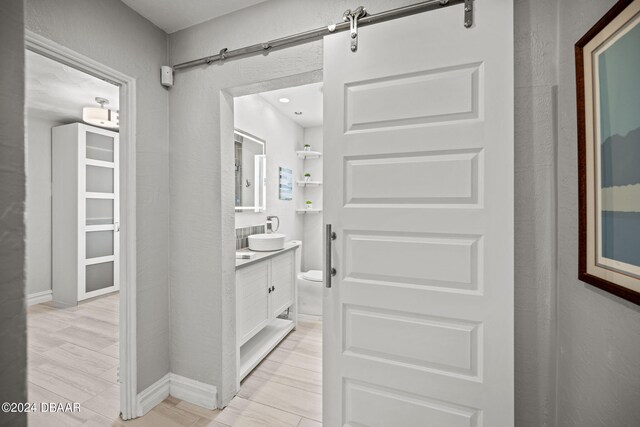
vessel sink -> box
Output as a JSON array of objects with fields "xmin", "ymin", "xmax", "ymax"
[{"xmin": 248, "ymin": 233, "xmax": 286, "ymax": 251}]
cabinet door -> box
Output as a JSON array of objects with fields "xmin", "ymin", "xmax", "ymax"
[
  {"xmin": 270, "ymin": 251, "xmax": 294, "ymax": 318},
  {"xmin": 80, "ymin": 125, "xmax": 120, "ymax": 301},
  {"xmin": 237, "ymin": 262, "xmax": 271, "ymax": 345}
]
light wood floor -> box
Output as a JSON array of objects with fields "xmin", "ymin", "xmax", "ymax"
[
  {"xmin": 27, "ymin": 293, "xmax": 120, "ymax": 426},
  {"xmin": 27, "ymin": 295, "xmax": 322, "ymax": 426}
]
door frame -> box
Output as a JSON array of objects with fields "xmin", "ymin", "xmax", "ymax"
[
  {"xmin": 221, "ymin": 69, "xmax": 322, "ymax": 401},
  {"xmin": 25, "ymin": 31, "xmax": 139, "ymax": 420}
]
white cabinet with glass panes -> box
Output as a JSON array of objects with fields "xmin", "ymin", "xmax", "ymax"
[{"xmin": 52, "ymin": 123, "xmax": 120, "ymax": 305}]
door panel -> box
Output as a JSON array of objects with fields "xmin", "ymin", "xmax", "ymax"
[
  {"xmin": 270, "ymin": 252, "xmax": 294, "ymax": 317},
  {"xmin": 86, "ymin": 230, "xmax": 114, "ymax": 259},
  {"xmin": 79, "ymin": 124, "xmax": 120, "ymax": 301},
  {"xmin": 323, "ymin": 2, "xmax": 513, "ymax": 426}
]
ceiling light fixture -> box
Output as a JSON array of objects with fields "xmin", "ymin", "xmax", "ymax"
[
  {"xmin": 279, "ymin": 97, "xmax": 290, "ymax": 103},
  {"xmin": 83, "ymin": 97, "xmax": 119, "ymax": 129}
]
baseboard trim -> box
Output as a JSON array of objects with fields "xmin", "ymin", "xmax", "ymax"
[
  {"xmin": 169, "ymin": 373, "xmax": 218, "ymax": 410},
  {"xmin": 137, "ymin": 374, "xmax": 170, "ymax": 417},
  {"xmin": 137, "ymin": 373, "xmax": 217, "ymax": 417},
  {"xmin": 27, "ymin": 290, "xmax": 53, "ymax": 306}
]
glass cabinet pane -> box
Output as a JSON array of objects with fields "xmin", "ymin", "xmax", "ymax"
[
  {"xmin": 86, "ymin": 262, "xmax": 114, "ymax": 292},
  {"xmin": 86, "ymin": 165, "xmax": 114, "ymax": 193},
  {"xmin": 86, "ymin": 230, "xmax": 114, "ymax": 259},
  {"xmin": 86, "ymin": 199, "xmax": 114, "ymax": 225},
  {"xmin": 86, "ymin": 131, "xmax": 114, "ymax": 162}
]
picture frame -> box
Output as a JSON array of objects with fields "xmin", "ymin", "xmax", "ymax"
[
  {"xmin": 576, "ymin": 0, "xmax": 640, "ymax": 304},
  {"xmin": 279, "ymin": 167, "xmax": 293, "ymax": 201}
]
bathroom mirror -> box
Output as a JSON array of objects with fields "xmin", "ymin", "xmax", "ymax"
[{"xmin": 234, "ymin": 129, "xmax": 266, "ymax": 212}]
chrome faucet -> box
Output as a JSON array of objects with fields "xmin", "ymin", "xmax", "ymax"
[{"xmin": 266, "ymin": 216, "xmax": 280, "ymax": 233}]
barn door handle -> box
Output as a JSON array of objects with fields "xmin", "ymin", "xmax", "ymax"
[{"xmin": 325, "ymin": 224, "xmax": 337, "ymax": 288}]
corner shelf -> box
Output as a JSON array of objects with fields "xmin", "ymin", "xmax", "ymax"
[
  {"xmin": 296, "ymin": 209, "xmax": 322, "ymax": 215},
  {"xmin": 296, "ymin": 150, "xmax": 322, "ymax": 159},
  {"xmin": 296, "ymin": 181, "xmax": 322, "ymax": 187}
]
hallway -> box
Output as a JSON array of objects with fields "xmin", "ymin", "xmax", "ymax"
[{"xmin": 27, "ymin": 297, "xmax": 321, "ymax": 426}]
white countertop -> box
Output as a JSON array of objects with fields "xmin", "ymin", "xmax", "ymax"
[{"xmin": 235, "ymin": 241, "xmax": 300, "ymax": 270}]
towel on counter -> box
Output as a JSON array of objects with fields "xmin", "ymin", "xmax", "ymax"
[{"xmin": 236, "ymin": 252, "xmax": 255, "ymax": 259}]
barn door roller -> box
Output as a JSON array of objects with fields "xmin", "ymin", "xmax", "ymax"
[
  {"xmin": 343, "ymin": 6, "xmax": 367, "ymax": 52},
  {"xmin": 165, "ymin": 0, "xmax": 474, "ymax": 76}
]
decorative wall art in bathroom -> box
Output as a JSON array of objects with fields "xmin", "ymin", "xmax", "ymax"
[
  {"xmin": 576, "ymin": 0, "xmax": 640, "ymax": 304},
  {"xmin": 279, "ymin": 167, "xmax": 293, "ymax": 200}
]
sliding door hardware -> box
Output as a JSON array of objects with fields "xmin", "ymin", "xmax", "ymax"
[{"xmin": 343, "ymin": 6, "xmax": 367, "ymax": 52}]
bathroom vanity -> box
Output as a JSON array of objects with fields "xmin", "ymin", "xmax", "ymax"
[{"xmin": 235, "ymin": 241, "xmax": 300, "ymax": 381}]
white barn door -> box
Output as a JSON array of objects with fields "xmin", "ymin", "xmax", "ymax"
[{"xmin": 323, "ymin": 2, "xmax": 514, "ymax": 426}]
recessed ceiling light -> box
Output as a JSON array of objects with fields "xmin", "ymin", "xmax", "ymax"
[
  {"xmin": 279, "ymin": 97, "xmax": 290, "ymax": 103},
  {"xmin": 294, "ymin": 111, "xmax": 303, "ymax": 115}
]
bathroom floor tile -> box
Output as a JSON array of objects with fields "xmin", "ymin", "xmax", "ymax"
[
  {"xmin": 251, "ymin": 359, "xmax": 322, "ymax": 394},
  {"xmin": 214, "ymin": 396, "xmax": 302, "ymax": 427},
  {"xmin": 266, "ymin": 347, "xmax": 322, "ymax": 373},
  {"xmin": 299, "ymin": 418, "xmax": 323, "ymax": 427},
  {"xmin": 239, "ymin": 378, "xmax": 322, "ymax": 421}
]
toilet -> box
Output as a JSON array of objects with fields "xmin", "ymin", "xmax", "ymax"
[{"xmin": 297, "ymin": 270, "xmax": 323, "ymax": 316}]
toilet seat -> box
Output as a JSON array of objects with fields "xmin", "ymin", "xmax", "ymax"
[{"xmin": 301, "ymin": 270, "xmax": 323, "ymax": 282}]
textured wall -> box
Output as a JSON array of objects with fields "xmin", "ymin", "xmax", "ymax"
[
  {"xmin": 25, "ymin": 116, "xmax": 63, "ymax": 296},
  {"xmin": 556, "ymin": 0, "xmax": 640, "ymax": 425},
  {"xmin": 234, "ymin": 94, "xmax": 305, "ymax": 242},
  {"xmin": 0, "ymin": 0, "xmax": 27, "ymax": 425},
  {"xmin": 25, "ymin": 0, "xmax": 171, "ymax": 392},
  {"xmin": 168, "ymin": 0, "xmax": 419, "ymax": 405},
  {"xmin": 513, "ymin": 0, "xmax": 558, "ymax": 425}
]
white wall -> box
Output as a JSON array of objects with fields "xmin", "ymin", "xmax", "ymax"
[
  {"xmin": 25, "ymin": 0, "xmax": 171, "ymax": 393},
  {"xmin": 234, "ymin": 94, "xmax": 304, "ymax": 242},
  {"xmin": 556, "ymin": 0, "xmax": 640, "ymax": 424},
  {"xmin": 302, "ymin": 126, "xmax": 323, "ymax": 271},
  {"xmin": 25, "ymin": 115, "xmax": 64, "ymax": 296},
  {"xmin": 0, "ymin": 0, "xmax": 27, "ymax": 424}
]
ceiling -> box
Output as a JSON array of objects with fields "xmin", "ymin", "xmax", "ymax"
[
  {"xmin": 26, "ymin": 50, "xmax": 119, "ymax": 124},
  {"xmin": 120, "ymin": 0, "xmax": 270, "ymax": 33},
  {"xmin": 259, "ymin": 82, "xmax": 323, "ymax": 128}
]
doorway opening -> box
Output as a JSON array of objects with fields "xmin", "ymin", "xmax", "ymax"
[
  {"xmin": 24, "ymin": 32, "xmax": 138, "ymax": 422},
  {"xmin": 25, "ymin": 48, "xmax": 121, "ymax": 423},
  {"xmin": 230, "ymin": 81, "xmax": 324, "ymax": 424}
]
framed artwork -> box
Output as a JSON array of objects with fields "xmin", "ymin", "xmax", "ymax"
[
  {"xmin": 576, "ymin": 0, "xmax": 640, "ymax": 304},
  {"xmin": 279, "ymin": 167, "xmax": 293, "ymax": 201}
]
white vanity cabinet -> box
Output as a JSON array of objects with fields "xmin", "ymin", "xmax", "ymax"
[{"xmin": 236, "ymin": 247, "xmax": 298, "ymax": 382}]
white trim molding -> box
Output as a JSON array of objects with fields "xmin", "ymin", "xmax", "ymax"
[
  {"xmin": 137, "ymin": 373, "xmax": 218, "ymax": 417},
  {"xmin": 170, "ymin": 373, "xmax": 218, "ymax": 410},
  {"xmin": 27, "ymin": 290, "xmax": 53, "ymax": 306},
  {"xmin": 24, "ymin": 30, "xmax": 139, "ymax": 420},
  {"xmin": 136, "ymin": 374, "xmax": 171, "ymax": 417}
]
